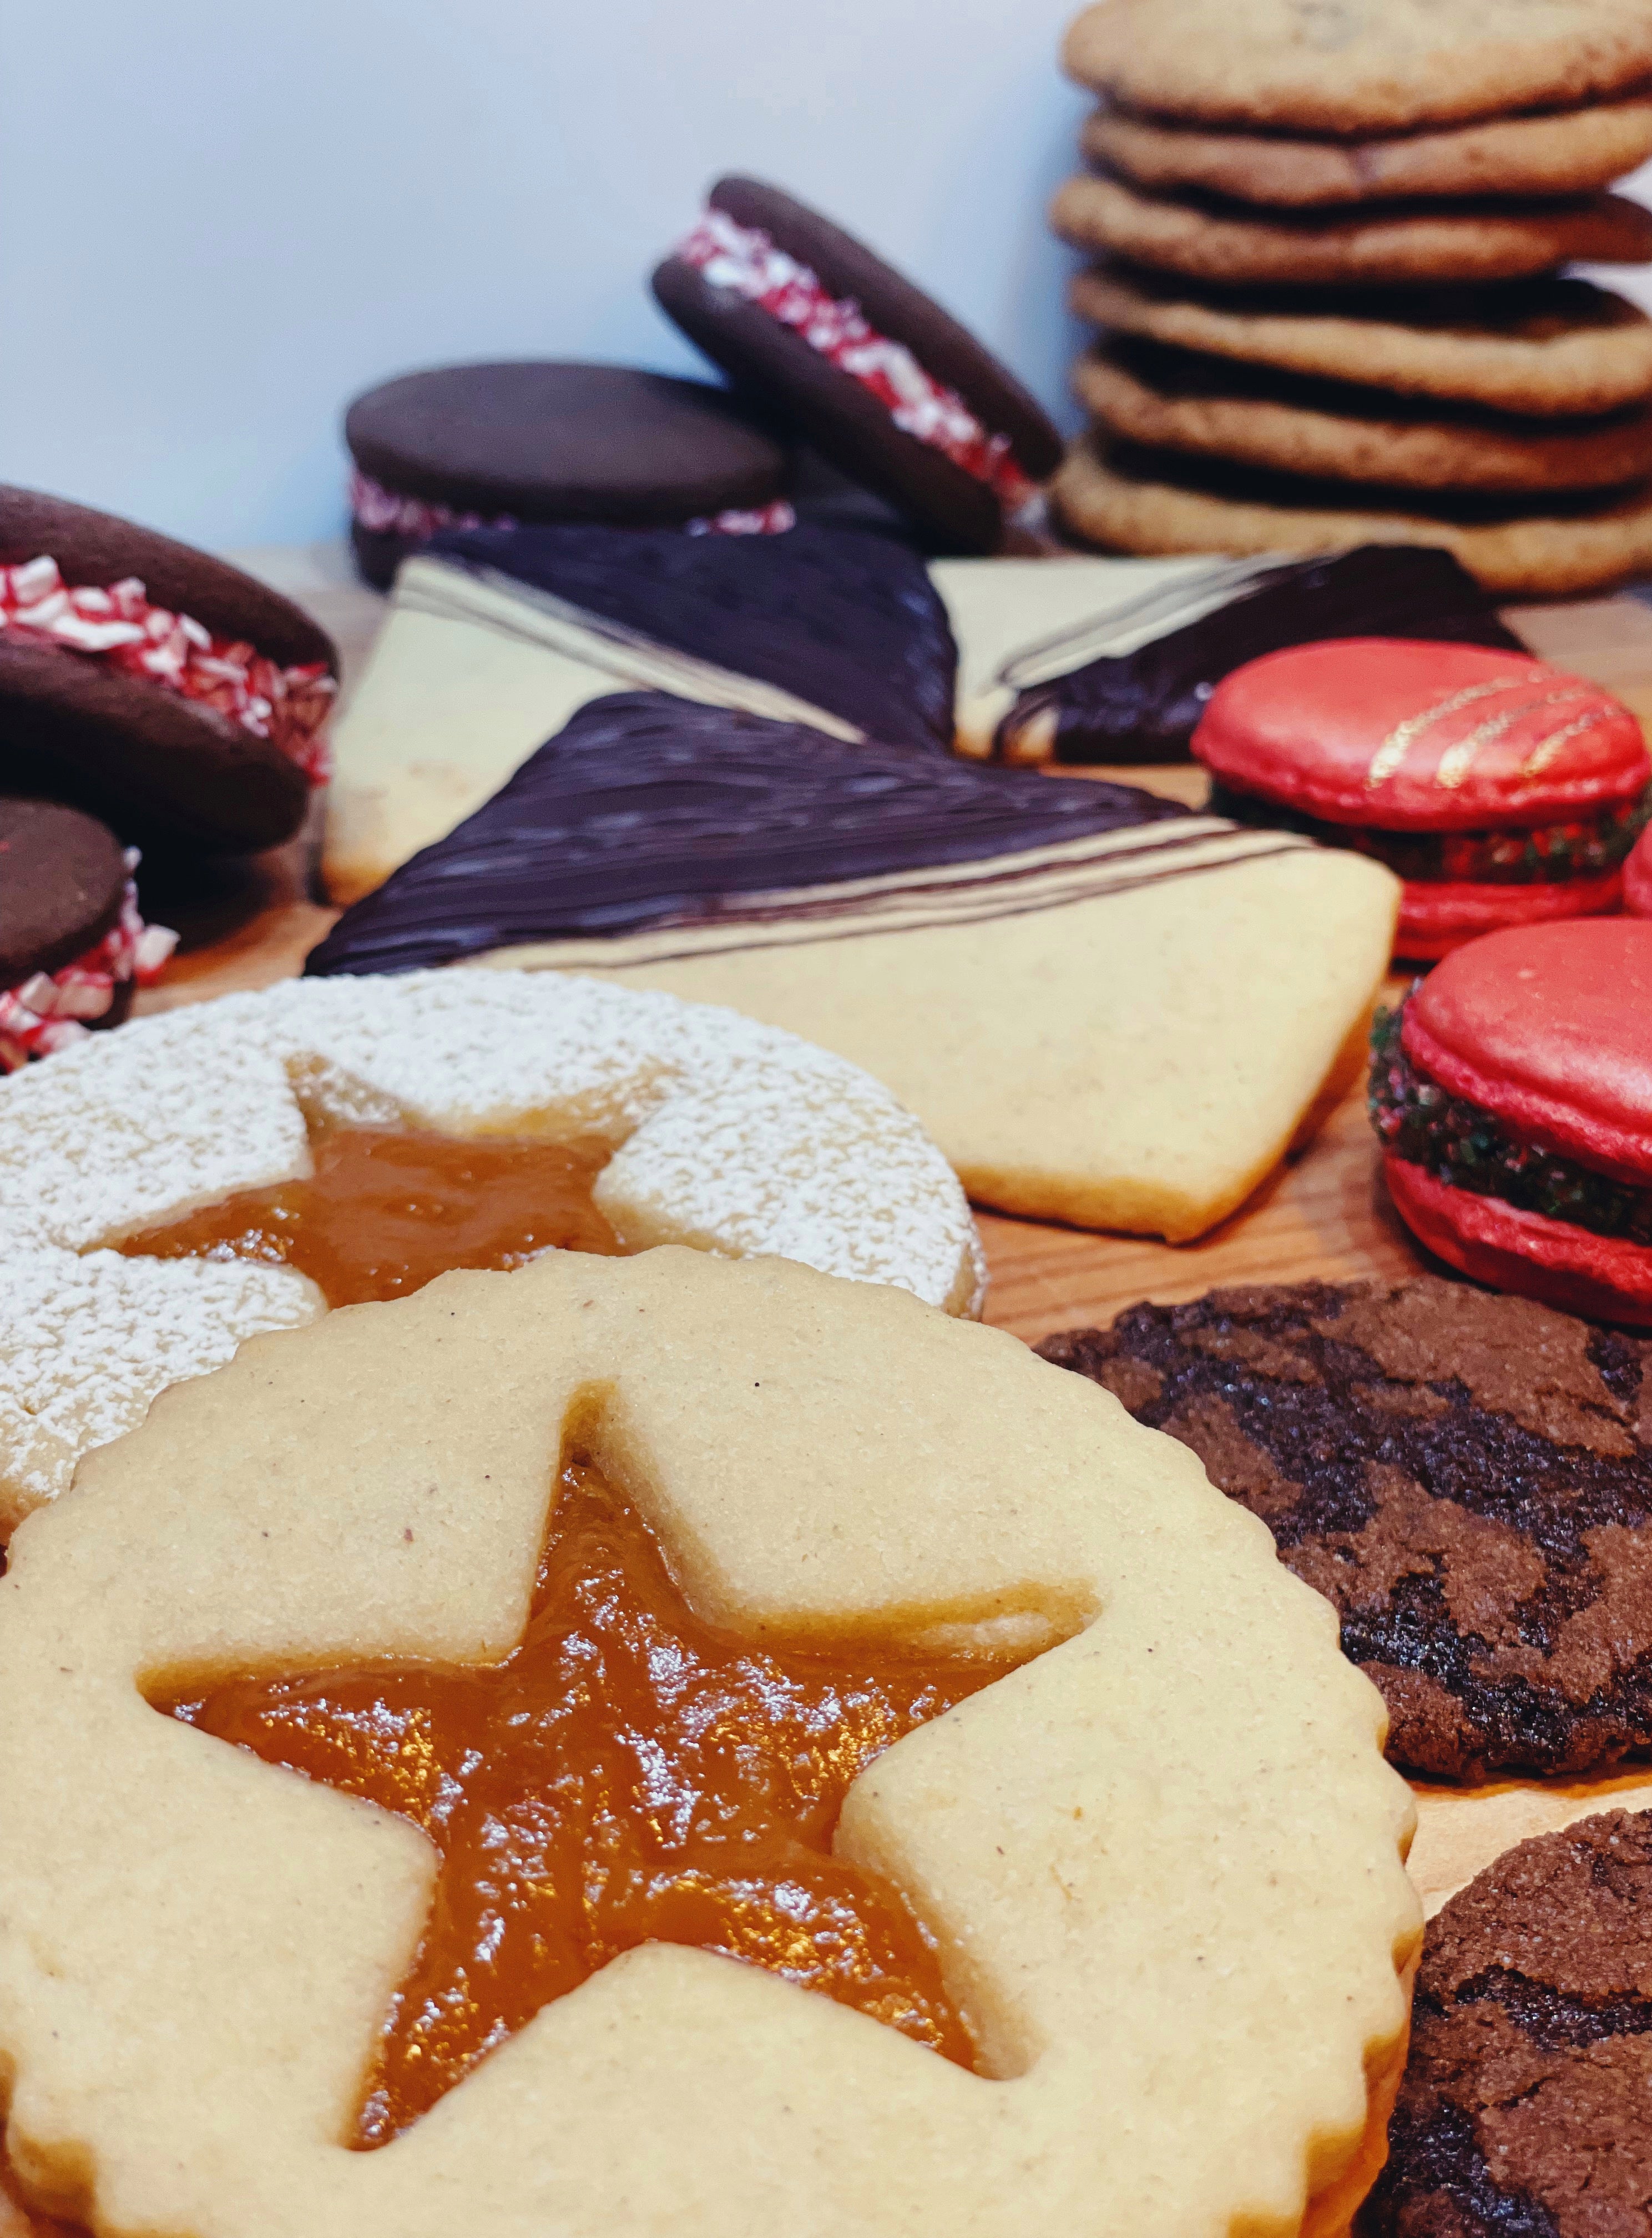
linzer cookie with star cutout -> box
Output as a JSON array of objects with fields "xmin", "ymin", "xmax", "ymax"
[
  {"xmin": 653, "ymin": 177, "xmax": 1063, "ymax": 552},
  {"xmin": 1364, "ymin": 1809, "xmax": 1652, "ymax": 2236},
  {"xmin": 0, "ymin": 1248, "xmax": 1417, "ymax": 2238},
  {"xmin": 1038, "ymin": 1276, "xmax": 1652, "ymax": 1781},
  {"xmin": 0, "ymin": 487, "xmax": 337, "ymax": 854},
  {"xmin": 0, "ymin": 799, "xmax": 175, "ymax": 1071},
  {"xmin": 1372, "ymin": 918, "xmax": 1652, "ymax": 1327},
  {"xmin": 1192, "ymin": 638, "xmax": 1650, "ymax": 959},
  {"xmin": 323, "ymin": 521, "xmax": 960, "ymax": 900},
  {"xmin": 343, "ymin": 362, "xmax": 794, "ymax": 590},
  {"xmin": 309, "ymin": 689, "xmax": 1399, "ymax": 1240}
]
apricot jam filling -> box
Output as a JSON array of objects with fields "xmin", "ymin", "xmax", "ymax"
[
  {"xmin": 117, "ymin": 1126, "xmax": 625, "ymax": 1306},
  {"xmin": 153, "ymin": 1464, "xmax": 1020, "ymax": 2146}
]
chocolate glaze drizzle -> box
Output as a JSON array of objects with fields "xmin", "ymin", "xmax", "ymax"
[
  {"xmin": 306, "ymin": 692, "xmax": 1194, "ymax": 979},
  {"xmin": 428, "ymin": 521, "xmax": 957, "ymax": 757},
  {"xmin": 1011, "ymin": 545, "xmax": 1528, "ymax": 764}
]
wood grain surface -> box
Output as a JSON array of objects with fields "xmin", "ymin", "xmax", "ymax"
[{"xmin": 129, "ymin": 551, "xmax": 1652, "ymax": 1919}]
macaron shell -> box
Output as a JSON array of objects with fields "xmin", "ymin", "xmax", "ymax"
[
  {"xmin": 1395, "ymin": 863, "xmax": 1626, "ymax": 960},
  {"xmin": 1384, "ymin": 1152, "xmax": 1652, "ymax": 1325},
  {"xmin": 1193, "ymin": 637, "xmax": 1648, "ymax": 830},
  {"xmin": 1625, "ymin": 822, "xmax": 1652, "ymax": 916},
  {"xmin": 1401, "ymin": 917, "xmax": 1652, "ymax": 1182}
]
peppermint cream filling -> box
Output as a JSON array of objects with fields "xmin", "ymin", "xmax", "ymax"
[
  {"xmin": 0, "ymin": 557, "xmax": 335, "ymax": 785},
  {"xmin": 349, "ymin": 469, "xmax": 795, "ymax": 544},
  {"xmin": 677, "ymin": 208, "xmax": 1038, "ymax": 511},
  {"xmin": 0, "ymin": 856, "xmax": 176, "ymax": 1073},
  {"xmin": 1370, "ymin": 996, "xmax": 1652, "ymax": 1246}
]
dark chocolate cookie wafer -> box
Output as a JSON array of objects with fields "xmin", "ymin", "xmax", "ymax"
[
  {"xmin": 0, "ymin": 488, "xmax": 336, "ymax": 854},
  {"xmin": 1039, "ymin": 1277, "xmax": 1652, "ymax": 1780},
  {"xmin": 344, "ymin": 363, "xmax": 791, "ymax": 589},
  {"xmin": 653, "ymin": 178, "xmax": 1062, "ymax": 553},
  {"xmin": 1363, "ymin": 1809, "xmax": 1652, "ymax": 2237}
]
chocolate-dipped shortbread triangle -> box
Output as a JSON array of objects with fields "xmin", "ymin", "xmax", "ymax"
[
  {"xmin": 310, "ymin": 692, "xmax": 1399, "ymax": 1241},
  {"xmin": 324, "ymin": 522, "xmax": 957, "ymax": 903}
]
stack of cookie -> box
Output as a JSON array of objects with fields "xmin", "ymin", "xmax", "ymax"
[{"xmin": 1047, "ymin": 0, "xmax": 1652, "ymax": 595}]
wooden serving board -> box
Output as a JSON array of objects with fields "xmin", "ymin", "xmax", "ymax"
[{"xmin": 130, "ymin": 550, "xmax": 1652, "ymax": 1917}]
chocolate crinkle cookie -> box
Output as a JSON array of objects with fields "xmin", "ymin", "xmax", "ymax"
[
  {"xmin": 1037, "ymin": 1277, "xmax": 1652, "ymax": 1780},
  {"xmin": 1362, "ymin": 1809, "xmax": 1652, "ymax": 2237}
]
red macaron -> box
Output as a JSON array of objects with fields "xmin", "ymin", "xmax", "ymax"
[
  {"xmin": 1625, "ymin": 821, "xmax": 1652, "ymax": 918},
  {"xmin": 1370, "ymin": 918, "xmax": 1652, "ymax": 1324},
  {"xmin": 1193, "ymin": 638, "xmax": 1650, "ymax": 961}
]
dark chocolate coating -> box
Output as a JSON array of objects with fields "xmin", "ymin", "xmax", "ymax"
[
  {"xmin": 1040, "ymin": 1276, "xmax": 1652, "ymax": 1781},
  {"xmin": 428, "ymin": 520, "xmax": 957, "ymax": 756},
  {"xmin": 652, "ymin": 176, "xmax": 1063, "ymax": 555},
  {"xmin": 1012, "ymin": 545, "xmax": 1527, "ymax": 764},
  {"xmin": 305, "ymin": 690, "xmax": 1190, "ymax": 979},
  {"xmin": 0, "ymin": 486, "xmax": 334, "ymax": 854},
  {"xmin": 0, "ymin": 796, "xmax": 126, "ymax": 984},
  {"xmin": 1365, "ymin": 1810, "xmax": 1652, "ymax": 2237},
  {"xmin": 345, "ymin": 362, "xmax": 789, "ymax": 523}
]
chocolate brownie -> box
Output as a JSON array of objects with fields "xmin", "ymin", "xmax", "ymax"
[
  {"xmin": 1038, "ymin": 1277, "xmax": 1652, "ymax": 1780},
  {"xmin": 1362, "ymin": 1809, "xmax": 1652, "ymax": 2237}
]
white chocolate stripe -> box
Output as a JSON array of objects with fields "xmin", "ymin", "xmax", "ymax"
[
  {"xmin": 473, "ymin": 823, "xmax": 1316, "ymax": 970},
  {"xmin": 1519, "ymin": 705, "xmax": 1616, "ymax": 782},
  {"xmin": 402, "ymin": 556, "xmax": 867, "ymax": 743}
]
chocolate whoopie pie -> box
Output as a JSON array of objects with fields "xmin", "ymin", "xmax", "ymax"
[
  {"xmin": 0, "ymin": 797, "xmax": 174, "ymax": 1069},
  {"xmin": 1039, "ymin": 1276, "xmax": 1652, "ymax": 1781},
  {"xmin": 653, "ymin": 178, "xmax": 1063, "ymax": 554},
  {"xmin": 1364, "ymin": 1810, "xmax": 1652, "ymax": 2236},
  {"xmin": 0, "ymin": 487, "xmax": 337, "ymax": 855},
  {"xmin": 1191, "ymin": 638, "xmax": 1650, "ymax": 960},
  {"xmin": 1373, "ymin": 919, "xmax": 1652, "ymax": 1327},
  {"xmin": 344, "ymin": 362, "xmax": 792, "ymax": 589}
]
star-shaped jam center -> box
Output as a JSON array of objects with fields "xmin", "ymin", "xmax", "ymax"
[
  {"xmin": 119, "ymin": 1125, "xmax": 625, "ymax": 1308},
  {"xmin": 153, "ymin": 1463, "xmax": 1018, "ymax": 2146}
]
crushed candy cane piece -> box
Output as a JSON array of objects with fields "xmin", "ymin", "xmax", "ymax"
[
  {"xmin": 0, "ymin": 556, "xmax": 335, "ymax": 785},
  {"xmin": 350, "ymin": 470, "xmax": 794, "ymax": 545},
  {"xmin": 676, "ymin": 209, "xmax": 1039, "ymax": 511},
  {"xmin": 0, "ymin": 855, "xmax": 176, "ymax": 1072}
]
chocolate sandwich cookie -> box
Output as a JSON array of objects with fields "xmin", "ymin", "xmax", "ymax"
[
  {"xmin": 1364, "ymin": 1809, "xmax": 1652, "ymax": 2236},
  {"xmin": 952, "ymin": 544, "xmax": 1524, "ymax": 765},
  {"xmin": 652, "ymin": 178, "xmax": 1063, "ymax": 553},
  {"xmin": 1192, "ymin": 639, "xmax": 1650, "ymax": 958},
  {"xmin": 345, "ymin": 362, "xmax": 792, "ymax": 591},
  {"xmin": 1038, "ymin": 1276, "xmax": 1652, "ymax": 1781},
  {"xmin": 1372, "ymin": 919, "xmax": 1652, "ymax": 1327},
  {"xmin": 0, "ymin": 488, "xmax": 336, "ymax": 854},
  {"xmin": 0, "ymin": 798, "xmax": 174, "ymax": 1070}
]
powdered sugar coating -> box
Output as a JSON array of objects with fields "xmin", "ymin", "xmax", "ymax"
[{"xmin": 0, "ymin": 970, "xmax": 982, "ymax": 1525}]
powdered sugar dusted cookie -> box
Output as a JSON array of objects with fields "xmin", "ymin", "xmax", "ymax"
[{"xmin": 0, "ymin": 971, "xmax": 981, "ymax": 1528}]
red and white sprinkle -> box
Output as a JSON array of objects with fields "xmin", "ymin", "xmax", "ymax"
[
  {"xmin": 0, "ymin": 854, "xmax": 176, "ymax": 1073},
  {"xmin": 677, "ymin": 209, "xmax": 1039, "ymax": 512},
  {"xmin": 350, "ymin": 470, "xmax": 795, "ymax": 545},
  {"xmin": 0, "ymin": 557, "xmax": 336, "ymax": 785}
]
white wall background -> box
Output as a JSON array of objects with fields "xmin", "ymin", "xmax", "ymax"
[{"xmin": 0, "ymin": 0, "xmax": 1092, "ymax": 553}]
